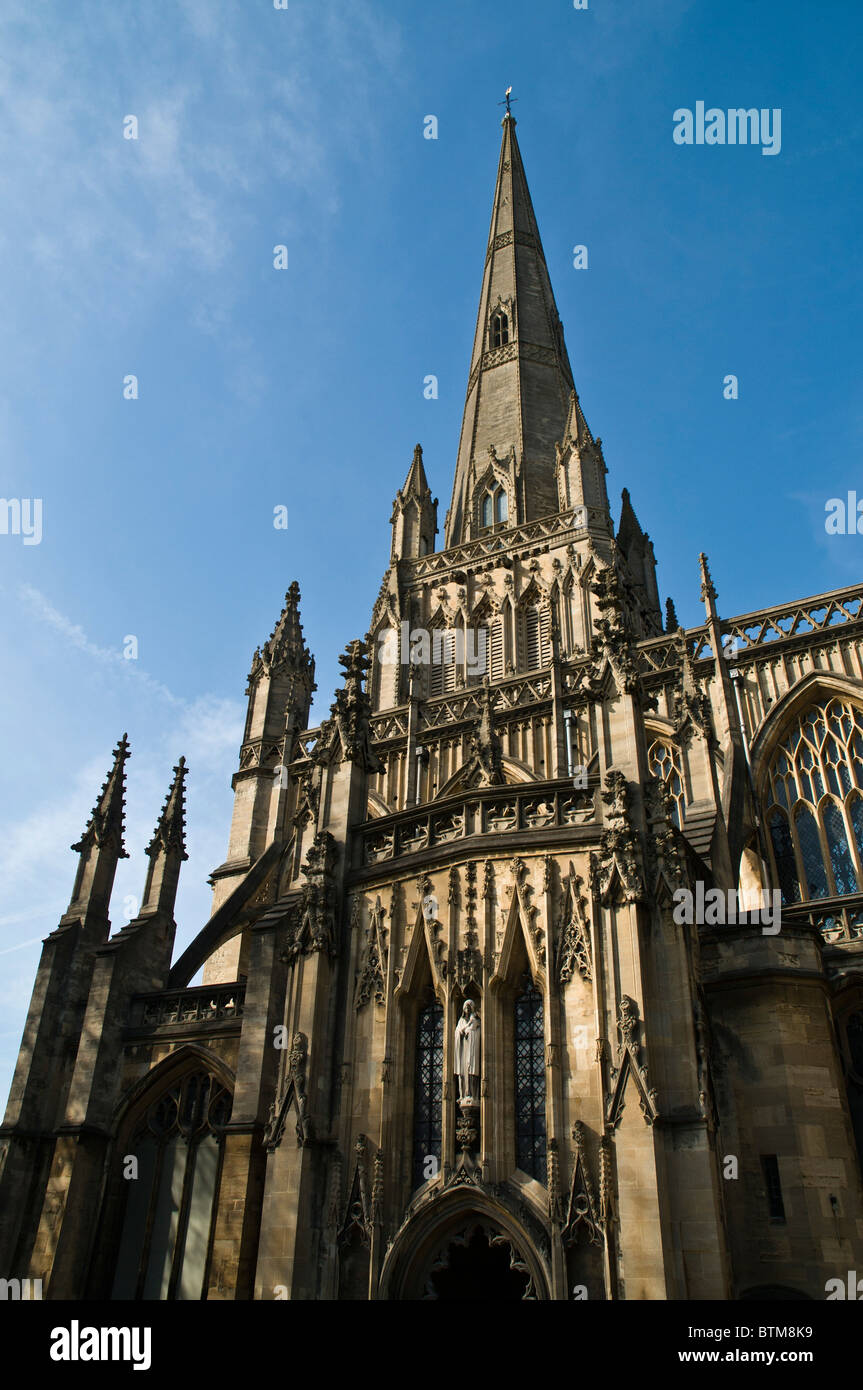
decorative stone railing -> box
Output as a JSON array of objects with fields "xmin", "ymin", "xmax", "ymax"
[
  {"xmin": 781, "ymin": 898, "xmax": 863, "ymax": 945},
  {"xmin": 408, "ymin": 510, "xmax": 588, "ymax": 581},
  {"xmin": 357, "ymin": 780, "xmax": 596, "ymax": 868},
  {"xmin": 715, "ymin": 586, "xmax": 863, "ymax": 661},
  {"xmin": 129, "ymin": 984, "xmax": 246, "ymax": 1029}
]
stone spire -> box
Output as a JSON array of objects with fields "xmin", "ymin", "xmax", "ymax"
[
  {"xmin": 145, "ymin": 757, "xmax": 188, "ymax": 862},
  {"xmin": 444, "ymin": 112, "xmax": 577, "ymax": 547},
  {"xmin": 71, "ymin": 734, "xmax": 130, "ymax": 861},
  {"xmin": 390, "ymin": 443, "xmax": 438, "ymax": 562},
  {"xmin": 141, "ymin": 758, "xmax": 188, "ymax": 916},
  {"xmin": 66, "ymin": 735, "xmax": 130, "ymax": 918},
  {"xmin": 253, "ymin": 581, "xmax": 316, "ymax": 683}
]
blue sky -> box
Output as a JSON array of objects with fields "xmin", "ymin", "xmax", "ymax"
[{"xmin": 0, "ymin": 0, "xmax": 860, "ymax": 1100}]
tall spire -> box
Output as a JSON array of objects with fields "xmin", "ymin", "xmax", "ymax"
[
  {"xmin": 66, "ymin": 734, "xmax": 130, "ymax": 918},
  {"xmin": 141, "ymin": 757, "xmax": 188, "ymax": 916},
  {"xmin": 71, "ymin": 734, "xmax": 130, "ymax": 860},
  {"xmin": 445, "ymin": 110, "xmax": 577, "ymax": 547},
  {"xmin": 145, "ymin": 756, "xmax": 188, "ymax": 863}
]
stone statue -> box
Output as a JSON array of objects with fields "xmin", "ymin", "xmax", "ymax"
[{"xmin": 454, "ymin": 1000, "xmax": 481, "ymax": 1104}]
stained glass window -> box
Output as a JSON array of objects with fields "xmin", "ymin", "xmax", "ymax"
[
  {"xmin": 412, "ymin": 997, "xmax": 444, "ymax": 1190},
  {"xmin": 647, "ymin": 740, "xmax": 686, "ymax": 828},
  {"xmin": 764, "ymin": 697, "xmax": 863, "ymax": 901},
  {"xmin": 111, "ymin": 1070, "xmax": 232, "ymax": 1301},
  {"xmin": 769, "ymin": 810, "xmax": 800, "ymax": 904},
  {"xmin": 514, "ymin": 976, "xmax": 546, "ymax": 1183}
]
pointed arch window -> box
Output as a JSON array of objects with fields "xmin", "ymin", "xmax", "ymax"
[
  {"xmin": 412, "ymin": 997, "xmax": 444, "ymax": 1190},
  {"xmin": 485, "ymin": 614, "xmax": 505, "ymax": 682},
  {"xmin": 514, "ymin": 974, "xmax": 546, "ymax": 1183},
  {"xmin": 769, "ymin": 810, "xmax": 800, "ymax": 904},
  {"xmin": 479, "ymin": 484, "xmax": 509, "ymax": 534},
  {"xmin": 764, "ymin": 697, "xmax": 863, "ymax": 903},
  {"xmin": 429, "ymin": 626, "xmax": 458, "ymax": 697},
  {"xmin": 647, "ymin": 739, "xmax": 686, "ymax": 828},
  {"xmin": 491, "ymin": 311, "xmax": 509, "ymax": 349},
  {"xmin": 519, "ymin": 599, "xmax": 550, "ymax": 672},
  {"xmin": 111, "ymin": 1069, "xmax": 232, "ymax": 1300}
]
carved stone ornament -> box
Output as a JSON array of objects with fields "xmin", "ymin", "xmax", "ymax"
[
  {"xmin": 671, "ymin": 627, "xmax": 713, "ymax": 740},
  {"xmin": 459, "ymin": 679, "xmax": 505, "ymax": 788},
  {"xmin": 263, "ymin": 1031, "xmax": 311, "ymax": 1150},
  {"xmin": 557, "ymin": 865, "xmax": 592, "ymax": 984},
  {"xmin": 606, "ymin": 997, "xmax": 658, "ymax": 1129},
  {"xmin": 338, "ymin": 1134, "xmax": 375, "ymax": 1248},
  {"xmin": 589, "ymin": 771, "xmax": 645, "ymax": 906},
  {"xmin": 314, "ymin": 640, "xmax": 384, "ymax": 772},
  {"xmin": 587, "ymin": 564, "xmax": 639, "ymax": 696},
  {"xmin": 284, "ymin": 831, "xmax": 339, "ymax": 959},
  {"xmin": 355, "ymin": 895, "xmax": 388, "ymax": 1009},
  {"xmin": 508, "ymin": 857, "xmax": 545, "ymax": 967},
  {"xmin": 562, "ymin": 1122, "xmax": 604, "ymax": 1246}
]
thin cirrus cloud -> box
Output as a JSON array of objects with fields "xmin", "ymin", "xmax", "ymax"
[
  {"xmin": 0, "ymin": 0, "xmax": 405, "ymax": 314},
  {"xmin": 0, "ymin": 583, "xmax": 245, "ymax": 1097}
]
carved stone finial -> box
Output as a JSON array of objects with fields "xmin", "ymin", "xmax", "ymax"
[{"xmin": 698, "ymin": 552, "xmax": 717, "ymax": 612}]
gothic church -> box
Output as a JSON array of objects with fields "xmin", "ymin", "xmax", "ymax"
[{"xmin": 3, "ymin": 112, "xmax": 863, "ymax": 1301}]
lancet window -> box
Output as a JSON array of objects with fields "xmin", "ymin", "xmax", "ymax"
[
  {"xmin": 412, "ymin": 997, "xmax": 444, "ymax": 1190},
  {"xmin": 514, "ymin": 974, "xmax": 546, "ymax": 1183}
]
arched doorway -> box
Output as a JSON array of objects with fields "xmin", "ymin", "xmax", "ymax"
[
  {"xmin": 378, "ymin": 1189, "xmax": 550, "ymax": 1301},
  {"xmin": 425, "ymin": 1222, "xmax": 533, "ymax": 1300}
]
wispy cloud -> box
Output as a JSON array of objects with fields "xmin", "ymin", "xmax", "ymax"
[{"xmin": 17, "ymin": 583, "xmax": 182, "ymax": 704}]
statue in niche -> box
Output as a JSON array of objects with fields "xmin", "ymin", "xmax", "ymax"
[{"xmin": 454, "ymin": 1000, "xmax": 481, "ymax": 1105}]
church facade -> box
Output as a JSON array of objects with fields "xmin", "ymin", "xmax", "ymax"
[{"xmin": 2, "ymin": 113, "xmax": 863, "ymax": 1302}]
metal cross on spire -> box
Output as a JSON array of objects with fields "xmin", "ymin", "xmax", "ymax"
[{"xmin": 499, "ymin": 86, "xmax": 518, "ymax": 117}]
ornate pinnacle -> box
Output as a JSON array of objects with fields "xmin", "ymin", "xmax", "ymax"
[
  {"xmin": 665, "ymin": 597, "xmax": 679, "ymax": 633},
  {"xmin": 146, "ymin": 757, "xmax": 189, "ymax": 862},
  {"xmin": 72, "ymin": 734, "xmax": 130, "ymax": 859},
  {"xmin": 698, "ymin": 553, "xmax": 717, "ymax": 609},
  {"xmin": 257, "ymin": 581, "xmax": 315, "ymax": 680}
]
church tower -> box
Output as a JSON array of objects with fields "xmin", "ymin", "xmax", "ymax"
[{"xmin": 3, "ymin": 106, "xmax": 863, "ymax": 1303}]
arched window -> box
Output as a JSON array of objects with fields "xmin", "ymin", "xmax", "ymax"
[
  {"xmin": 769, "ymin": 810, "xmax": 800, "ymax": 903},
  {"xmin": 412, "ymin": 997, "xmax": 444, "ymax": 1189},
  {"xmin": 764, "ymin": 697, "xmax": 863, "ymax": 902},
  {"xmin": 111, "ymin": 1069, "xmax": 232, "ymax": 1300},
  {"xmin": 484, "ymin": 615, "xmax": 505, "ymax": 682},
  {"xmin": 647, "ymin": 739, "xmax": 686, "ymax": 828},
  {"xmin": 519, "ymin": 600, "xmax": 550, "ymax": 671},
  {"xmin": 479, "ymin": 486, "xmax": 509, "ymax": 533},
  {"xmin": 374, "ymin": 626, "xmax": 400, "ymax": 711},
  {"xmin": 429, "ymin": 626, "xmax": 458, "ymax": 697},
  {"xmin": 491, "ymin": 312, "xmax": 509, "ymax": 349},
  {"xmin": 514, "ymin": 974, "xmax": 546, "ymax": 1183}
]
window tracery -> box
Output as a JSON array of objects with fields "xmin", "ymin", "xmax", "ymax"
[
  {"xmin": 764, "ymin": 698, "xmax": 863, "ymax": 903},
  {"xmin": 111, "ymin": 1069, "xmax": 232, "ymax": 1301}
]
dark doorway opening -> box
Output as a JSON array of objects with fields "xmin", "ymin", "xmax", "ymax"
[{"xmin": 428, "ymin": 1225, "xmax": 530, "ymax": 1300}]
